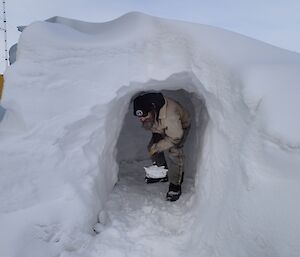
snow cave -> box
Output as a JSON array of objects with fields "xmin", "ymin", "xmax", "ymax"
[{"xmin": 1, "ymin": 12, "xmax": 300, "ymax": 257}]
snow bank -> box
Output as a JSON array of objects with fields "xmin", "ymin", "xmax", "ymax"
[{"xmin": 1, "ymin": 12, "xmax": 300, "ymax": 257}]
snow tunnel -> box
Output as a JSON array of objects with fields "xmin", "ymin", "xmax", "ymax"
[
  {"xmin": 115, "ymin": 72, "xmax": 209, "ymax": 189},
  {"xmin": 91, "ymin": 66, "xmax": 256, "ymax": 253}
]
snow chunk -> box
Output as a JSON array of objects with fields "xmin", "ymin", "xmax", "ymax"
[{"xmin": 144, "ymin": 165, "xmax": 168, "ymax": 178}]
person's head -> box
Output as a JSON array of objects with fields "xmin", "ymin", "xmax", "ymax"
[
  {"xmin": 133, "ymin": 92, "xmax": 165, "ymax": 130},
  {"xmin": 136, "ymin": 110, "xmax": 155, "ymax": 130}
]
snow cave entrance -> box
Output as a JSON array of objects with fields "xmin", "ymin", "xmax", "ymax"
[{"xmin": 116, "ymin": 72, "xmax": 209, "ymax": 189}]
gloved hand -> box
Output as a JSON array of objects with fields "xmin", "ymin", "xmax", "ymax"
[{"xmin": 149, "ymin": 144, "xmax": 158, "ymax": 156}]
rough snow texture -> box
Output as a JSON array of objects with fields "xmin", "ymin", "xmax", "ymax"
[{"xmin": 1, "ymin": 12, "xmax": 300, "ymax": 257}]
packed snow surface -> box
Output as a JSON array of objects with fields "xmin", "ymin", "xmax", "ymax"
[{"xmin": 1, "ymin": 12, "xmax": 300, "ymax": 257}]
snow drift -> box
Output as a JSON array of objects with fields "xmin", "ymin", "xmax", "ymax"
[{"xmin": 1, "ymin": 12, "xmax": 300, "ymax": 257}]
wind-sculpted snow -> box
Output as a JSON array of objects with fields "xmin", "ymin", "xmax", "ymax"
[{"xmin": 1, "ymin": 12, "xmax": 300, "ymax": 257}]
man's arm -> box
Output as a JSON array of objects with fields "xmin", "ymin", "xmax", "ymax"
[{"xmin": 150, "ymin": 116, "xmax": 183, "ymax": 153}]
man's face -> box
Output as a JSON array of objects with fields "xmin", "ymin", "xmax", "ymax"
[{"xmin": 138, "ymin": 111, "xmax": 155, "ymax": 130}]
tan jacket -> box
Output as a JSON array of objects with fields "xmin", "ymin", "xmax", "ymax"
[{"xmin": 151, "ymin": 97, "xmax": 191, "ymax": 152}]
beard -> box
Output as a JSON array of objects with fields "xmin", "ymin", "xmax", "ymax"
[{"xmin": 142, "ymin": 119, "xmax": 154, "ymax": 130}]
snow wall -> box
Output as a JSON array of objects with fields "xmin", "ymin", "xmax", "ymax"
[{"xmin": 1, "ymin": 12, "xmax": 300, "ymax": 257}]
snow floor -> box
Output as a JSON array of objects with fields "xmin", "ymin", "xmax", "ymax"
[{"xmin": 75, "ymin": 160, "xmax": 196, "ymax": 257}]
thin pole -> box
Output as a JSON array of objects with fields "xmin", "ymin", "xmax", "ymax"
[{"xmin": 2, "ymin": 0, "xmax": 8, "ymax": 68}]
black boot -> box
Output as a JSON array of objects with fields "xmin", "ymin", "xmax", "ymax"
[
  {"xmin": 145, "ymin": 175, "xmax": 168, "ymax": 184},
  {"xmin": 166, "ymin": 183, "xmax": 181, "ymax": 202}
]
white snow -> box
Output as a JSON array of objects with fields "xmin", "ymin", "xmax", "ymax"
[
  {"xmin": 144, "ymin": 165, "xmax": 168, "ymax": 179},
  {"xmin": 1, "ymin": 12, "xmax": 300, "ymax": 257}
]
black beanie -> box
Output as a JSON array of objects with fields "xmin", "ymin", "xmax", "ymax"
[{"xmin": 133, "ymin": 93, "xmax": 165, "ymax": 119}]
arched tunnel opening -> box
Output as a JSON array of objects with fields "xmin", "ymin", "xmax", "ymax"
[
  {"xmin": 93, "ymin": 70, "xmax": 245, "ymax": 253},
  {"xmin": 115, "ymin": 72, "xmax": 210, "ymax": 194},
  {"xmin": 93, "ymin": 72, "xmax": 212, "ymax": 248}
]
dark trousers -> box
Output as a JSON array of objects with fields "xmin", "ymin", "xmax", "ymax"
[{"xmin": 148, "ymin": 128, "xmax": 190, "ymax": 185}]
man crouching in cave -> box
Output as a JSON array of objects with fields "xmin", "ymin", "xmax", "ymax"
[{"xmin": 133, "ymin": 92, "xmax": 191, "ymax": 201}]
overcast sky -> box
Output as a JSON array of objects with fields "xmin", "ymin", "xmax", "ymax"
[{"xmin": 1, "ymin": 0, "xmax": 300, "ymax": 73}]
